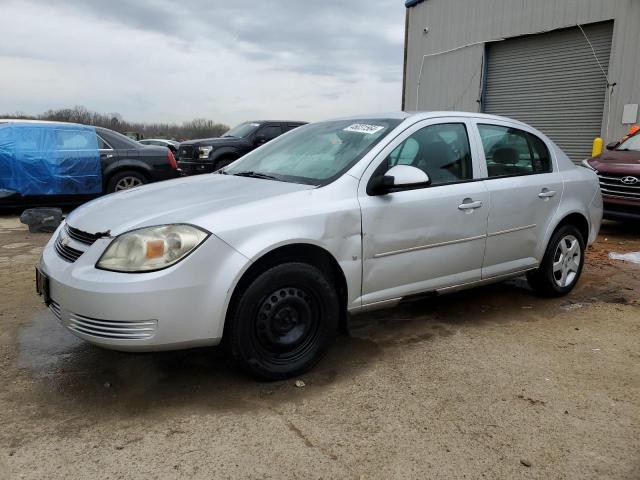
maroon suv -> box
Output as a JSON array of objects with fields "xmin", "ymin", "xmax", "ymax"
[{"xmin": 584, "ymin": 133, "xmax": 640, "ymax": 221}]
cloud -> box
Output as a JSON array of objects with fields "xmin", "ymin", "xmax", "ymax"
[{"xmin": 0, "ymin": 0, "xmax": 406, "ymax": 125}]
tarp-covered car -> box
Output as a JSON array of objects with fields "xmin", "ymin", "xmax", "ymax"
[{"xmin": 0, "ymin": 120, "xmax": 180, "ymax": 206}]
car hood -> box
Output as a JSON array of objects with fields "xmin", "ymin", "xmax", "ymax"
[
  {"xmin": 66, "ymin": 174, "xmax": 315, "ymax": 236},
  {"xmin": 589, "ymin": 149, "xmax": 640, "ymax": 175},
  {"xmin": 179, "ymin": 137, "xmax": 247, "ymax": 146}
]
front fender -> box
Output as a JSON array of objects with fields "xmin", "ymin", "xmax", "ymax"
[{"xmin": 211, "ymin": 147, "xmax": 243, "ymax": 163}]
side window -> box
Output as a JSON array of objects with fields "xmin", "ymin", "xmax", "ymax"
[
  {"xmin": 97, "ymin": 135, "xmax": 112, "ymax": 150},
  {"xmin": 285, "ymin": 123, "xmax": 303, "ymax": 132},
  {"xmin": 478, "ymin": 124, "xmax": 551, "ymax": 177},
  {"xmin": 385, "ymin": 123, "xmax": 472, "ymax": 186},
  {"xmin": 257, "ymin": 125, "xmax": 282, "ymax": 141},
  {"xmin": 56, "ymin": 129, "xmax": 94, "ymax": 150}
]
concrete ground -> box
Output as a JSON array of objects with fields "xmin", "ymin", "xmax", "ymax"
[{"xmin": 0, "ymin": 215, "xmax": 638, "ymax": 480}]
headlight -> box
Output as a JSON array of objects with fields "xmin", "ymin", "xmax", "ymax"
[
  {"xmin": 96, "ymin": 224, "xmax": 209, "ymax": 272},
  {"xmin": 581, "ymin": 159, "xmax": 595, "ymax": 170},
  {"xmin": 198, "ymin": 146, "xmax": 214, "ymax": 159}
]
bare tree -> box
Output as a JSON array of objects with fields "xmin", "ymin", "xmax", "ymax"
[{"xmin": 2, "ymin": 106, "xmax": 230, "ymax": 141}]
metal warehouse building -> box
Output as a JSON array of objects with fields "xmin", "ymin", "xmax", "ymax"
[{"xmin": 402, "ymin": 0, "xmax": 640, "ymax": 162}]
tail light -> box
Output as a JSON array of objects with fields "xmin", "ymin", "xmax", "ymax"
[{"xmin": 167, "ymin": 149, "xmax": 177, "ymax": 169}]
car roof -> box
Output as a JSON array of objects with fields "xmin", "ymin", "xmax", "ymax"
[
  {"xmin": 246, "ymin": 120, "xmax": 307, "ymax": 124},
  {"xmin": 0, "ymin": 119, "xmax": 86, "ymax": 127},
  {"xmin": 328, "ymin": 111, "xmax": 527, "ymax": 124}
]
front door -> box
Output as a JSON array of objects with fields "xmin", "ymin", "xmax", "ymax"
[{"xmin": 358, "ymin": 119, "xmax": 489, "ymax": 306}]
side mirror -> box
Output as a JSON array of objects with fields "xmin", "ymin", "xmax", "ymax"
[
  {"xmin": 370, "ymin": 165, "xmax": 430, "ymax": 195},
  {"xmin": 254, "ymin": 134, "xmax": 267, "ymax": 145},
  {"xmin": 606, "ymin": 141, "xmax": 619, "ymax": 151}
]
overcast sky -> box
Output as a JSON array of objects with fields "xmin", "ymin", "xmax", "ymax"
[{"xmin": 0, "ymin": 0, "xmax": 406, "ymax": 126}]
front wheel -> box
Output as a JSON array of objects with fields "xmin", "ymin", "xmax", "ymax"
[
  {"xmin": 527, "ymin": 225, "xmax": 585, "ymax": 297},
  {"xmin": 227, "ymin": 263, "xmax": 339, "ymax": 380}
]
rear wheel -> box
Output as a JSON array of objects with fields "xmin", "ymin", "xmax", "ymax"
[
  {"xmin": 227, "ymin": 262, "xmax": 339, "ymax": 380},
  {"xmin": 106, "ymin": 170, "xmax": 148, "ymax": 193},
  {"xmin": 527, "ymin": 224, "xmax": 585, "ymax": 297}
]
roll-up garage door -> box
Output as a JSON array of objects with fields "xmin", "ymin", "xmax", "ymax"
[{"xmin": 483, "ymin": 22, "xmax": 613, "ymax": 162}]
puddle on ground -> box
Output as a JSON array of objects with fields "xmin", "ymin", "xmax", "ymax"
[{"xmin": 16, "ymin": 309, "xmax": 381, "ymax": 416}]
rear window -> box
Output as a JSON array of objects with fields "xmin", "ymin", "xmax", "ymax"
[{"xmin": 478, "ymin": 124, "xmax": 551, "ymax": 177}]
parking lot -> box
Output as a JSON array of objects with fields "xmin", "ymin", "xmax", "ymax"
[{"xmin": 0, "ymin": 214, "xmax": 638, "ymax": 479}]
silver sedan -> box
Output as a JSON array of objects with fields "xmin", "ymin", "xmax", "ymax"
[{"xmin": 37, "ymin": 112, "xmax": 602, "ymax": 379}]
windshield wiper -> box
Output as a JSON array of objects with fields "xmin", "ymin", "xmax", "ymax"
[
  {"xmin": 232, "ymin": 171, "xmax": 280, "ymax": 181},
  {"xmin": 222, "ymin": 134, "xmax": 237, "ymax": 138}
]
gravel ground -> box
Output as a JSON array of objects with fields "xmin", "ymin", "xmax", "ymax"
[{"xmin": 0, "ymin": 215, "xmax": 638, "ymax": 479}]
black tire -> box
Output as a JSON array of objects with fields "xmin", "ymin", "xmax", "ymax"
[
  {"xmin": 527, "ymin": 224, "xmax": 585, "ymax": 297},
  {"xmin": 106, "ymin": 170, "xmax": 148, "ymax": 193},
  {"xmin": 213, "ymin": 157, "xmax": 236, "ymax": 171},
  {"xmin": 227, "ymin": 262, "xmax": 339, "ymax": 380}
]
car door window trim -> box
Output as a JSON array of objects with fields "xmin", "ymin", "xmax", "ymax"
[{"xmin": 97, "ymin": 135, "xmax": 113, "ymax": 151}]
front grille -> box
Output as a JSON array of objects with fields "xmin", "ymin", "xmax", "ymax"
[
  {"xmin": 54, "ymin": 236, "xmax": 84, "ymax": 262},
  {"xmin": 179, "ymin": 145, "xmax": 196, "ymax": 161},
  {"xmin": 66, "ymin": 225, "xmax": 101, "ymax": 245},
  {"xmin": 598, "ymin": 173, "xmax": 640, "ymax": 201},
  {"xmin": 49, "ymin": 300, "xmax": 62, "ymax": 321},
  {"xmin": 67, "ymin": 314, "xmax": 157, "ymax": 340}
]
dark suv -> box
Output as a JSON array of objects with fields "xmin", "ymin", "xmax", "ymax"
[
  {"xmin": 177, "ymin": 121, "xmax": 306, "ymax": 175},
  {"xmin": 584, "ymin": 132, "xmax": 640, "ymax": 221}
]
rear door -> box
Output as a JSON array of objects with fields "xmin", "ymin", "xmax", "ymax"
[{"xmin": 471, "ymin": 120, "xmax": 563, "ymax": 277}]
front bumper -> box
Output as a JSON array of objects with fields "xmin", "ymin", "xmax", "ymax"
[
  {"xmin": 177, "ymin": 160, "xmax": 215, "ymax": 175},
  {"xmin": 38, "ymin": 226, "xmax": 249, "ymax": 351},
  {"xmin": 602, "ymin": 196, "xmax": 640, "ymax": 221}
]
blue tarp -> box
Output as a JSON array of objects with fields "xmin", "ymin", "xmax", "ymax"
[{"xmin": 0, "ymin": 122, "xmax": 102, "ymax": 196}]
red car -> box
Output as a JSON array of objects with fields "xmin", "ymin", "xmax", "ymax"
[{"xmin": 584, "ymin": 131, "xmax": 640, "ymax": 221}]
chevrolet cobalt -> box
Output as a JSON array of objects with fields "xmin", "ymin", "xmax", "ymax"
[{"xmin": 37, "ymin": 112, "xmax": 602, "ymax": 379}]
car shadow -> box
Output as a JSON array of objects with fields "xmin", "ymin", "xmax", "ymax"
[
  {"xmin": 16, "ymin": 277, "xmax": 545, "ymax": 416},
  {"xmin": 16, "ymin": 257, "xmax": 635, "ymax": 417}
]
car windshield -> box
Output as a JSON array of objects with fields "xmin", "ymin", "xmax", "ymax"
[
  {"xmin": 224, "ymin": 119, "xmax": 402, "ymax": 185},
  {"xmin": 222, "ymin": 122, "xmax": 261, "ymax": 138},
  {"xmin": 617, "ymin": 134, "xmax": 640, "ymax": 151}
]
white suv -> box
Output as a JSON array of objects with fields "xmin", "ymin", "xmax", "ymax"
[{"xmin": 37, "ymin": 112, "xmax": 602, "ymax": 379}]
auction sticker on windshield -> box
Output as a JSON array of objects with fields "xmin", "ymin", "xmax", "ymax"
[{"xmin": 343, "ymin": 124, "xmax": 385, "ymax": 135}]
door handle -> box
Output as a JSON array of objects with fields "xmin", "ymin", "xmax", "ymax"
[
  {"xmin": 458, "ymin": 200, "xmax": 483, "ymax": 210},
  {"xmin": 538, "ymin": 189, "xmax": 556, "ymax": 198}
]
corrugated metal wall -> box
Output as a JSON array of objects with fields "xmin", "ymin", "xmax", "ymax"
[
  {"xmin": 404, "ymin": 0, "xmax": 640, "ymax": 143},
  {"xmin": 483, "ymin": 22, "xmax": 614, "ymax": 161}
]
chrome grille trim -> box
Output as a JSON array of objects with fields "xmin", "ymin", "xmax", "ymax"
[
  {"xmin": 67, "ymin": 314, "xmax": 157, "ymax": 340},
  {"xmin": 49, "ymin": 300, "xmax": 62, "ymax": 321},
  {"xmin": 54, "ymin": 236, "xmax": 84, "ymax": 262},
  {"xmin": 597, "ymin": 172, "xmax": 640, "ymax": 200},
  {"xmin": 66, "ymin": 225, "xmax": 101, "ymax": 246}
]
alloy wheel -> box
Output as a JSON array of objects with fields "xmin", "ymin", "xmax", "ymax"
[
  {"xmin": 552, "ymin": 234, "xmax": 581, "ymax": 288},
  {"xmin": 114, "ymin": 176, "xmax": 144, "ymax": 191}
]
